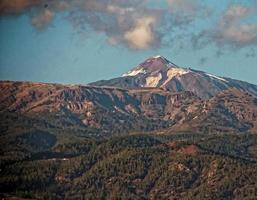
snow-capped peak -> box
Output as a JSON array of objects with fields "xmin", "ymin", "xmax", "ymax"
[
  {"xmin": 122, "ymin": 55, "xmax": 179, "ymax": 77},
  {"xmin": 205, "ymin": 73, "xmax": 228, "ymax": 83}
]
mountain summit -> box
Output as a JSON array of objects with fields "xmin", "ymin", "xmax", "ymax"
[
  {"xmin": 90, "ymin": 55, "xmax": 257, "ymax": 99},
  {"xmin": 122, "ymin": 55, "xmax": 177, "ymax": 77}
]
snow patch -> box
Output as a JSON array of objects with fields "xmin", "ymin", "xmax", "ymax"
[
  {"xmin": 206, "ymin": 73, "xmax": 228, "ymax": 83},
  {"xmin": 153, "ymin": 55, "xmax": 163, "ymax": 59},
  {"xmin": 145, "ymin": 73, "xmax": 162, "ymax": 87},
  {"xmin": 162, "ymin": 68, "xmax": 189, "ymax": 86},
  {"xmin": 122, "ymin": 68, "xmax": 146, "ymax": 77}
]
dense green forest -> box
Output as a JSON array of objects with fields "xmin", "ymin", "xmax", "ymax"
[{"xmin": 1, "ymin": 132, "xmax": 257, "ymax": 199}]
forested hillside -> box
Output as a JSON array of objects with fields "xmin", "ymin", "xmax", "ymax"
[{"xmin": 1, "ymin": 134, "xmax": 257, "ymax": 199}]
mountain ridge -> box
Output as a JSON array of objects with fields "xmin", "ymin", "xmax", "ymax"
[{"xmin": 1, "ymin": 80, "xmax": 257, "ymax": 135}]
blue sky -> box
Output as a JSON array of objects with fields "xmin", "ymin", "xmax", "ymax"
[{"xmin": 0, "ymin": 0, "xmax": 257, "ymax": 84}]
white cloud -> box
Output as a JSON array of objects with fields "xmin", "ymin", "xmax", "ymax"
[
  {"xmin": 192, "ymin": 4, "xmax": 257, "ymax": 49},
  {"xmin": 2, "ymin": 0, "xmax": 256, "ymax": 52},
  {"xmin": 224, "ymin": 5, "xmax": 251, "ymax": 21},
  {"xmin": 124, "ymin": 16, "xmax": 157, "ymax": 50},
  {"xmin": 220, "ymin": 24, "xmax": 257, "ymax": 44},
  {"xmin": 218, "ymin": 5, "xmax": 257, "ymax": 46}
]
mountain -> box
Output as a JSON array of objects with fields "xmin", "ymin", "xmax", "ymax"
[
  {"xmin": 1, "ymin": 81, "xmax": 257, "ymax": 136},
  {"xmin": 90, "ymin": 55, "xmax": 257, "ymax": 99}
]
